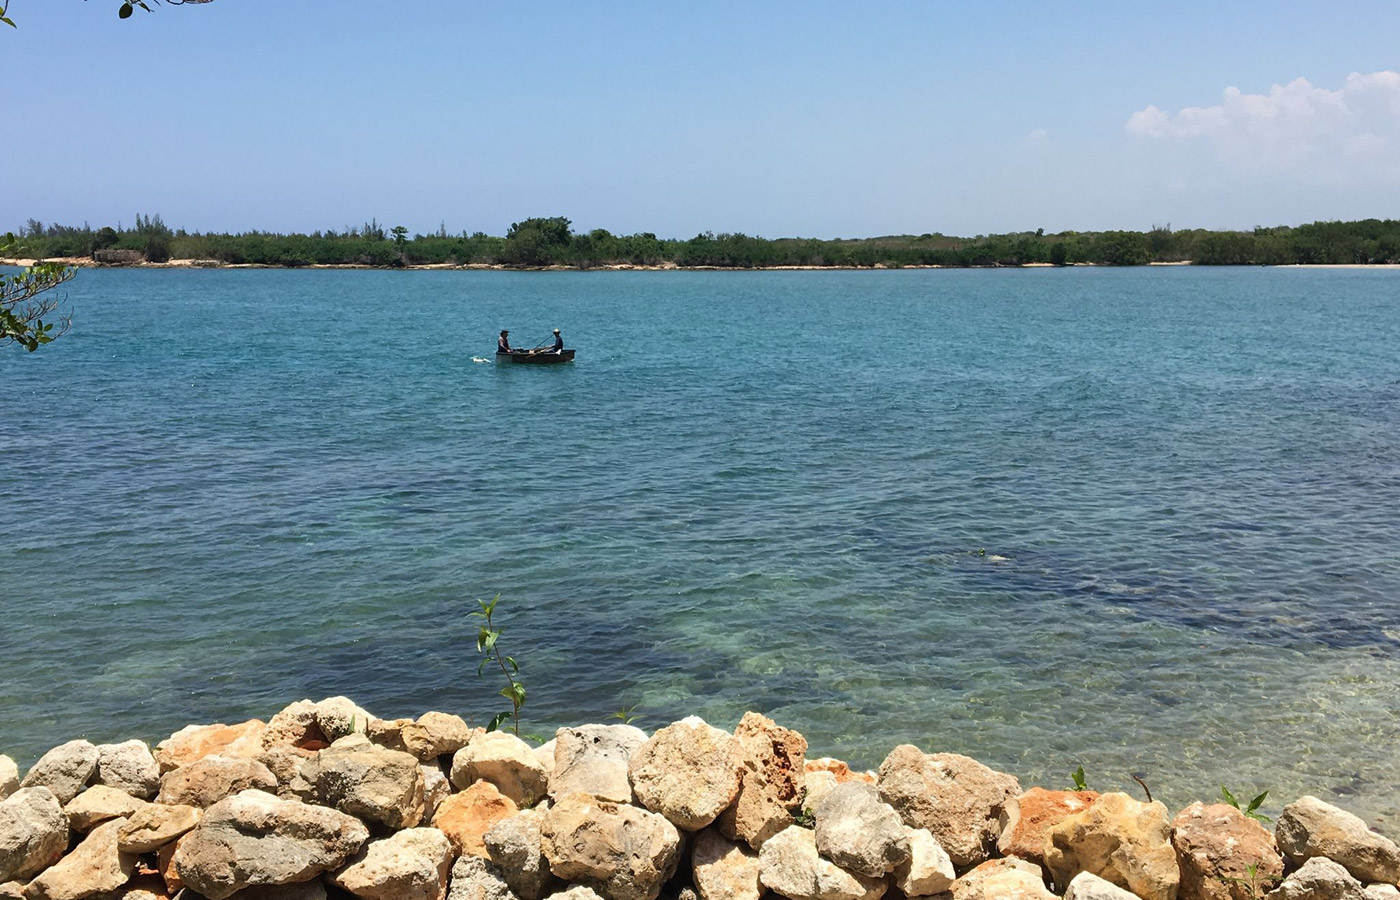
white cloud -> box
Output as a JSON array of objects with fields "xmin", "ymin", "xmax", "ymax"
[
  {"xmin": 1026, "ymin": 128, "xmax": 1048, "ymax": 144},
  {"xmin": 1126, "ymin": 71, "xmax": 1400, "ymax": 180}
]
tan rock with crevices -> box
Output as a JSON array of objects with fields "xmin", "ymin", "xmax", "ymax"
[
  {"xmin": 1171, "ymin": 801, "xmax": 1282, "ymax": 900},
  {"xmin": 692, "ymin": 827, "xmax": 763, "ymax": 900},
  {"xmin": 155, "ymin": 755, "xmax": 278, "ymax": 808},
  {"xmin": 876, "ymin": 745, "xmax": 1020, "ymax": 869},
  {"xmin": 1044, "ymin": 792, "xmax": 1180, "ymax": 900},
  {"xmin": 717, "ymin": 712, "xmax": 806, "ymax": 849},
  {"xmin": 63, "ymin": 786, "xmax": 146, "ymax": 833},
  {"xmin": 24, "ymin": 817, "xmax": 136, "ymax": 900},
  {"xmin": 756, "ymin": 825, "xmax": 885, "ymax": 900},
  {"xmin": 540, "ymin": 792, "xmax": 681, "ymax": 900},
  {"xmin": 629, "ymin": 717, "xmax": 743, "ymax": 832},
  {"xmin": 450, "ymin": 731, "xmax": 548, "ymax": 806},
  {"xmin": 401, "ymin": 713, "xmax": 474, "ymax": 762},
  {"xmin": 1275, "ymin": 796, "xmax": 1400, "ymax": 886},
  {"xmin": 951, "ymin": 857, "xmax": 1055, "ymax": 900},
  {"xmin": 116, "ymin": 803, "xmax": 201, "ymax": 854},
  {"xmin": 330, "ymin": 827, "xmax": 453, "ymax": 900}
]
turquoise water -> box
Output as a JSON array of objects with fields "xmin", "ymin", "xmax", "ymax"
[{"xmin": 4, "ymin": 267, "xmax": 1399, "ymax": 824}]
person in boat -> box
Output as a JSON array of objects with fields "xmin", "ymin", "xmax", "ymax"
[
  {"xmin": 497, "ymin": 330, "xmax": 513, "ymax": 354},
  {"xmin": 548, "ymin": 328, "xmax": 564, "ymax": 353}
]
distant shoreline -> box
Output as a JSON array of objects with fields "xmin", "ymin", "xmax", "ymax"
[{"xmin": 7, "ymin": 257, "xmax": 1400, "ymax": 272}]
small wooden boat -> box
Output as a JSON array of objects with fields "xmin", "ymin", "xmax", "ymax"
[{"xmin": 496, "ymin": 349, "xmax": 576, "ymax": 365}]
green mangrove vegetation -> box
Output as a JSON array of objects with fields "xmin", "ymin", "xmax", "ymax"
[{"xmin": 8, "ymin": 215, "xmax": 1400, "ymax": 269}]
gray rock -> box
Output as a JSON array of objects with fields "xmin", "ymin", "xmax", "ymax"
[
  {"xmin": 628, "ymin": 718, "xmax": 742, "ymax": 832},
  {"xmin": 549, "ymin": 725, "xmax": 648, "ymax": 804},
  {"xmin": 94, "ymin": 742, "xmax": 160, "ymax": 801},
  {"xmin": 1264, "ymin": 856, "xmax": 1366, "ymax": 900},
  {"xmin": 0, "ymin": 787, "xmax": 69, "ymax": 884},
  {"xmin": 1275, "ymin": 796, "xmax": 1400, "ymax": 885},
  {"xmin": 814, "ymin": 782, "xmax": 909, "ymax": 878},
  {"xmin": 0, "ymin": 759, "xmax": 19, "ymax": 802},
  {"xmin": 445, "ymin": 855, "xmax": 518, "ymax": 900},
  {"xmin": 302, "ymin": 742, "xmax": 426, "ymax": 829},
  {"xmin": 156, "ymin": 755, "xmax": 278, "ymax": 808},
  {"xmin": 876, "ymin": 745, "xmax": 1019, "ymax": 869},
  {"xmin": 256, "ymin": 747, "xmax": 316, "ymax": 801},
  {"xmin": 421, "ymin": 763, "xmax": 450, "ymax": 822},
  {"xmin": 171, "ymin": 789, "xmax": 369, "ymax": 900},
  {"xmin": 23, "ymin": 817, "xmax": 136, "ymax": 900},
  {"xmin": 330, "ymin": 827, "xmax": 453, "ymax": 900},
  {"xmin": 541, "ymin": 792, "xmax": 682, "ymax": 900},
  {"xmin": 757, "ymin": 825, "xmax": 886, "ymax": 900},
  {"xmin": 21, "ymin": 741, "xmax": 99, "ymax": 805},
  {"xmin": 484, "ymin": 808, "xmax": 555, "ymax": 900},
  {"xmin": 1064, "ymin": 872, "xmax": 1142, "ymax": 900},
  {"xmin": 224, "ymin": 882, "xmax": 329, "ymax": 900}
]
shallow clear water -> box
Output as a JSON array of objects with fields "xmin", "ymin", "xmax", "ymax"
[{"xmin": 3, "ymin": 266, "xmax": 1399, "ymax": 824}]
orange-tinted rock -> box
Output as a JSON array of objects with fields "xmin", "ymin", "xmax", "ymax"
[
  {"xmin": 717, "ymin": 712, "xmax": 807, "ymax": 849},
  {"xmin": 1044, "ymin": 792, "xmax": 1180, "ymax": 900},
  {"xmin": 805, "ymin": 759, "xmax": 876, "ymax": 785},
  {"xmin": 431, "ymin": 781, "xmax": 518, "ymax": 859},
  {"xmin": 1171, "ymin": 802, "xmax": 1282, "ymax": 900},
  {"xmin": 154, "ymin": 722, "xmax": 266, "ymax": 773},
  {"xmin": 998, "ymin": 788, "xmax": 1099, "ymax": 867}
]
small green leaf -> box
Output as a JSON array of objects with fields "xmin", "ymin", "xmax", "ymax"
[
  {"xmin": 1220, "ymin": 786, "xmax": 1239, "ymax": 809},
  {"xmin": 1, "ymin": 16, "xmax": 15, "ymax": 27},
  {"xmin": 487, "ymin": 711, "xmax": 511, "ymax": 732},
  {"xmin": 119, "ymin": 3, "xmax": 134, "ymax": 18},
  {"xmin": 1246, "ymin": 791, "xmax": 1268, "ymax": 814}
]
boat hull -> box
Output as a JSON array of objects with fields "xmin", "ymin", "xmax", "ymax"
[{"xmin": 496, "ymin": 349, "xmax": 575, "ymax": 365}]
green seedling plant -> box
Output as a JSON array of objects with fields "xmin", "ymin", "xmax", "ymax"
[
  {"xmin": 609, "ymin": 705, "xmax": 644, "ymax": 726},
  {"xmin": 471, "ymin": 595, "xmax": 526, "ymax": 736},
  {"xmin": 1069, "ymin": 765, "xmax": 1091, "ymax": 792},
  {"xmin": 1221, "ymin": 787, "xmax": 1271, "ymax": 823},
  {"xmin": 1219, "ymin": 861, "xmax": 1276, "ymax": 899}
]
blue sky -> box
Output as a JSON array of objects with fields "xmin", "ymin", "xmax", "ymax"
[{"xmin": 7, "ymin": 1, "xmax": 1400, "ymax": 238}]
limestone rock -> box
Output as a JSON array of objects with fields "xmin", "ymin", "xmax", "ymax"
[
  {"xmin": 546, "ymin": 890, "xmax": 606, "ymax": 900},
  {"xmin": 155, "ymin": 840, "xmax": 181, "ymax": 895},
  {"xmin": 24, "ymin": 817, "xmax": 136, "ymax": 900},
  {"xmin": 116, "ymin": 804, "xmax": 201, "ymax": 854},
  {"xmin": 756, "ymin": 825, "xmax": 885, "ymax": 900},
  {"xmin": 894, "ymin": 827, "xmax": 955, "ymax": 898},
  {"xmin": 484, "ymin": 807, "xmax": 556, "ymax": 900},
  {"xmin": 549, "ymin": 725, "xmax": 648, "ymax": 804},
  {"xmin": 313, "ymin": 698, "xmax": 372, "ymax": 743},
  {"xmin": 451, "ymin": 732, "xmax": 548, "ymax": 807},
  {"xmin": 1275, "ymin": 796, "xmax": 1400, "ymax": 885},
  {"xmin": 1065, "ymin": 871, "xmax": 1143, "ymax": 900},
  {"xmin": 90, "ymin": 873, "xmax": 174, "ymax": 900},
  {"xmin": 256, "ymin": 747, "xmax": 315, "ymax": 801},
  {"xmin": 1364, "ymin": 885, "xmax": 1400, "ymax": 900},
  {"xmin": 629, "ymin": 718, "xmax": 742, "ymax": 831},
  {"xmin": 0, "ymin": 788, "xmax": 69, "ymax": 884},
  {"xmin": 540, "ymin": 792, "xmax": 682, "ymax": 900},
  {"xmin": 805, "ymin": 760, "xmax": 876, "ymax": 786},
  {"xmin": 951, "ymin": 857, "xmax": 1055, "ymax": 900},
  {"xmin": 171, "ymin": 789, "xmax": 369, "ymax": 900},
  {"xmin": 803, "ymin": 772, "xmax": 838, "ymax": 814},
  {"xmin": 330, "ymin": 827, "xmax": 453, "ymax": 900},
  {"xmin": 223, "ymin": 882, "xmax": 328, "ymax": 900},
  {"xmin": 401, "ymin": 713, "xmax": 474, "ymax": 762},
  {"xmin": 876, "ymin": 745, "xmax": 1019, "ymax": 869},
  {"xmin": 813, "ymin": 782, "xmax": 909, "ymax": 877},
  {"xmin": 717, "ymin": 712, "xmax": 806, "ymax": 849},
  {"xmin": 155, "ymin": 755, "xmax": 277, "ymax": 808},
  {"xmin": 0, "ymin": 759, "xmax": 18, "ymax": 801},
  {"xmin": 998, "ymin": 788, "xmax": 1098, "ymax": 867},
  {"xmin": 154, "ymin": 721, "xmax": 266, "ymax": 773},
  {"xmin": 532, "ymin": 741, "xmax": 555, "ymax": 779},
  {"xmin": 1263, "ymin": 856, "xmax": 1365, "ymax": 900},
  {"xmin": 1, "ymin": 883, "xmax": 22, "ymax": 900},
  {"xmin": 1171, "ymin": 802, "xmax": 1283, "ymax": 900},
  {"xmin": 366, "ymin": 719, "xmax": 413, "ymax": 754},
  {"xmin": 432, "ymin": 781, "xmax": 518, "ymax": 859},
  {"xmin": 692, "ymin": 828, "xmax": 762, "ymax": 900},
  {"xmin": 1045, "ymin": 792, "xmax": 1180, "ymax": 900},
  {"xmin": 444, "ymin": 855, "xmax": 517, "ymax": 900},
  {"xmin": 21, "ymin": 741, "xmax": 99, "ymax": 805},
  {"xmin": 262, "ymin": 701, "xmax": 327, "ymax": 752},
  {"xmin": 421, "ymin": 764, "xmax": 450, "ymax": 821},
  {"xmin": 94, "ymin": 743, "xmax": 160, "ymax": 801},
  {"xmin": 63, "ymin": 787, "xmax": 145, "ymax": 833},
  {"xmin": 301, "ymin": 742, "xmax": 425, "ymax": 829}
]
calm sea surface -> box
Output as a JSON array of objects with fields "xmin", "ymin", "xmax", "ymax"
[{"xmin": 3, "ymin": 267, "xmax": 1399, "ymax": 822}]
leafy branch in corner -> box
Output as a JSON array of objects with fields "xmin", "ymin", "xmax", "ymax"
[
  {"xmin": 471, "ymin": 595, "xmax": 525, "ymax": 736},
  {"xmin": 1221, "ymin": 786, "xmax": 1271, "ymax": 823},
  {"xmin": 2, "ymin": 233, "xmax": 73, "ymax": 351}
]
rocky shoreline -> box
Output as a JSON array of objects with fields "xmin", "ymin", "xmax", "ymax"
[{"xmin": 2, "ymin": 699, "xmax": 1396, "ymax": 900}]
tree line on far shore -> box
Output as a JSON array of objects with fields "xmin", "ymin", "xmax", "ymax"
[{"xmin": 9, "ymin": 215, "xmax": 1400, "ymax": 269}]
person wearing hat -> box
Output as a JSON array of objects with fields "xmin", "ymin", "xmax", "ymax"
[
  {"xmin": 548, "ymin": 328, "xmax": 564, "ymax": 353},
  {"xmin": 497, "ymin": 329, "xmax": 513, "ymax": 355}
]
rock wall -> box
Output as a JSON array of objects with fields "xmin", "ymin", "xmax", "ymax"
[{"xmin": 2, "ymin": 698, "xmax": 1397, "ymax": 900}]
